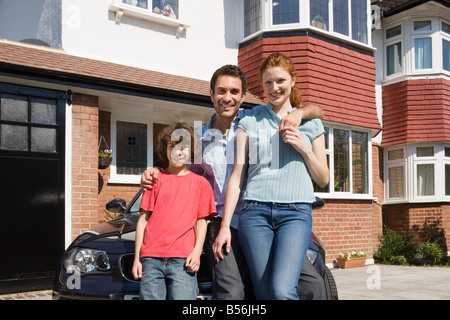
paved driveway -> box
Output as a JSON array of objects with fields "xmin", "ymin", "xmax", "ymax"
[
  {"xmin": 331, "ymin": 264, "xmax": 450, "ymax": 300},
  {"xmin": 2, "ymin": 264, "xmax": 450, "ymax": 300}
]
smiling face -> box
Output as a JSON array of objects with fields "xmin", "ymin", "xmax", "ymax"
[
  {"xmin": 261, "ymin": 66, "xmax": 295, "ymax": 108},
  {"xmin": 167, "ymin": 142, "xmax": 190, "ymax": 168},
  {"xmin": 210, "ymin": 75, "xmax": 246, "ymax": 122}
]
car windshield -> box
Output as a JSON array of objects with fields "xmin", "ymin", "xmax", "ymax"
[{"xmin": 128, "ymin": 192, "xmax": 143, "ymax": 216}]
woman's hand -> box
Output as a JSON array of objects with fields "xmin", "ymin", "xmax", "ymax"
[{"xmin": 212, "ymin": 226, "xmax": 231, "ymax": 262}]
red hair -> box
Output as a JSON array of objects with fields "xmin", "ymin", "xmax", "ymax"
[{"xmin": 259, "ymin": 52, "xmax": 303, "ymax": 108}]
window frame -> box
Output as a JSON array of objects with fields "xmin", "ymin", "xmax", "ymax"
[
  {"xmin": 441, "ymin": 19, "xmax": 450, "ymax": 73},
  {"xmin": 384, "ymin": 23, "xmax": 404, "ymax": 78},
  {"xmin": 384, "ymin": 143, "xmax": 450, "ymax": 204},
  {"xmin": 109, "ymin": 0, "xmax": 189, "ymax": 37},
  {"xmin": 314, "ymin": 124, "xmax": 373, "ymax": 199},
  {"xmin": 241, "ymin": 0, "xmax": 372, "ymax": 47},
  {"xmin": 110, "ymin": 114, "xmax": 156, "ymax": 184},
  {"xmin": 383, "ymin": 17, "xmax": 450, "ymax": 82}
]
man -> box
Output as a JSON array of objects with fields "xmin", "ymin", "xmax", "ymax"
[{"xmin": 140, "ymin": 65, "xmax": 326, "ymax": 300}]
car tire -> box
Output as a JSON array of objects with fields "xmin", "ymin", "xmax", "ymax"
[{"xmin": 324, "ymin": 265, "xmax": 338, "ymax": 300}]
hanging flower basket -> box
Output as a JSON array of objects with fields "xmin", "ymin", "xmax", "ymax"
[{"xmin": 98, "ymin": 156, "xmax": 112, "ymax": 169}]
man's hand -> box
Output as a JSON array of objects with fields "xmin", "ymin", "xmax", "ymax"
[
  {"xmin": 279, "ymin": 107, "xmax": 304, "ymax": 134},
  {"xmin": 140, "ymin": 167, "xmax": 161, "ymax": 190}
]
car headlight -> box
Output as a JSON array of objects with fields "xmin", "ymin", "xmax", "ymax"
[{"xmin": 64, "ymin": 248, "xmax": 111, "ymax": 273}]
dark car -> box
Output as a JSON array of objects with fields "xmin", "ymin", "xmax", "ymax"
[{"xmin": 53, "ymin": 189, "xmax": 338, "ymax": 300}]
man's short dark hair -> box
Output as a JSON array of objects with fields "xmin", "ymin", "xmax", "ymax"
[{"xmin": 210, "ymin": 65, "xmax": 247, "ymax": 94}]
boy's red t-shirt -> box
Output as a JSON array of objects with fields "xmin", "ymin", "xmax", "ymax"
[{"xmin": 139, "ymin": 170, "xmax": 216, "ymax": 258}]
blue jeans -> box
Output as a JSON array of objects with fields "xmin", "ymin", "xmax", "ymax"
[
  {"xmin": 238, "ymin": 201, "xmax": 312, "ymax": 300},
  {"xmin": 139, "ymin": 257, "xmax": 197, "ymax": 300}
]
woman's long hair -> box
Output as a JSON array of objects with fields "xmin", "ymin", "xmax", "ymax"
[{"xmin": 259, "ymin": 52, "xmax": 303, "ymax": 108}]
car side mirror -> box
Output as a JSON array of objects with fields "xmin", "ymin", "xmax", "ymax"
[{"xmin": 106, "ymin": 198, "xmax": 127, "ymax": 213}]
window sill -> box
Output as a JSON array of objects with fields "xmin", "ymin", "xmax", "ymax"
[{"xmin": 109, "ymin": 2, "xmax": 189, "ymax": 38}]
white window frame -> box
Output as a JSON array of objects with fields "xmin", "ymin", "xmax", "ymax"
[
  {"xmin": 383, "ymin": 17, "xmax": 450, "ymax": 83},
  {"xmin": 413, "ymin": 144, "xmax": 438, "ymax": 201},
  {"xmin": 315, "ymin": 123, "xmax": 373, "ymax": 200},
  {"xmin": 384, "ymin": 23, "xmax": 404, "ymax": 79},
  {"xmin": 109, "ymin": 0, "xmax": 189, "ymax": 37},
  {"xmin": 109, "ymin": 114, "xmax": 155, "ymax": 184},
  {"xmin": 384, "ymin": 143, "xmax": 450, "ymax": 204},
  {"xmin": 241, "ymin": 0, "xmax": 373, "ymax": 48},
  {"xmin": 440, "ymin": 19, "xmax": 450, "ymax": 74},
  {"xmin": 385, "ymin": 146, "xmax": 407, "ymax": 203}
]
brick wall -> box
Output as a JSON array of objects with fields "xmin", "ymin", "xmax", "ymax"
[
  {"xmin": 97, "ymin": 110, "xmax": 140, "ymax": 222},
  {"xmin": 382, "ymin": 78, "xmax": 450, "ymax": 147},
  {"xmin": 313, "ymin": 145, "xmax": 383, "ymax": 264},
  {"xmin": 238, "ymin": 32, "xmax": 380, "ymax": 131},
  {"xmin": 71, "ymin": 93, "xmax": 100, "ymax": 238},
  {"xmin": 385, "ymin": 203, "xmax": 450, "ymax": 250}
]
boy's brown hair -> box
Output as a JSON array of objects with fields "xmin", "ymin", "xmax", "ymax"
[{"xmin": 157, "ymin": 121, "xmax": 197, "ymax": 167}]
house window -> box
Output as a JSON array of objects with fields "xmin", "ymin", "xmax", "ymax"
[
  {"xmin": 122, "ymin": 0, "xmax": 178, "ymax": 19},
  {"xmin": 116, "ymin": 121, "xmax": 148, "ymax": 175},
  {"xmin": 385, "ymin": 144, "xmax": 450, "ymax": 203},
  {"xmin": 333, "ymin": 0, "xmax": 349, "ymax": 36},
  {"xmin": 111, "ymin": 118, "xmax": 170, "ymax": 183},
  {"xmin": 244, "ymin": 0, "xmax": 262, "ymax": 37},
  {"xmin": 414, "ymin": 38, "xmax": 432, "ymax": 69},
  {"xmin": 386, "ymin": 25, "xmax": 402, "ymax": 76},
  {"xmin": 310, "ymin": 0, "xmax": 329, "ymax": 31},
  {"xmin": 351, "ymin": 0, "xmax": 367, "ymax": 43},
  {"xmin": 445, "ymin": 147, "xmax": 450, "ymax": 196},
  {"xmin": 443, "ymin": 22, "xmax": 450, "ymax": 72},
  {"xmin": 272, "ymin": 0, "xmax": 299, "ymax": 25},
  {"xmin": 314, "ymin": 126, "xmax": 371, "ymax": 197},
  {"xmin": 443, "ymin": 39, "xmax": 450, "ymax": 71},
  {"xmin": 0, "ymin": 94, "xmax": 57, "ymax": 153},
  {"xmin": 386, "ymin": 148, "xmax": 406, "ymax": 200}
]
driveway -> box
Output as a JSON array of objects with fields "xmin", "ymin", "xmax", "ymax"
[
  {"xmin": 331, "ymin": 264, "xmax": 450, "ymax": 300},
  {"xmin": 2, "ymin": 264, "xmax": 450, "ymax": 300}
]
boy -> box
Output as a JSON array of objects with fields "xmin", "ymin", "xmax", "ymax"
[{"xmin": 132, "ymin": 121, "xmax": 216, "ymax": 300}]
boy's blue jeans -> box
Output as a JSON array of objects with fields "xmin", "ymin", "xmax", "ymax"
[
  {"xmin": 139, "ymin": 257, "xmax": 197, "ymax": 300},
  {"xmin": 238, "ymin": 201, "xmax": 312, "ymax": 300}
]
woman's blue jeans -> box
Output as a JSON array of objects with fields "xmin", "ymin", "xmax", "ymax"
[
  {"xmin": 238, "ymin": 201, "xmax": 312, "ymax": 300},
  {"xmin": 139, "ymin": 257, "xmax": 197, "ymax": 300}
]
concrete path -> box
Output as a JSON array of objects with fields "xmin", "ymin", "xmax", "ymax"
[{"xmin": 331, "ymin": 264, "xmax": 450, "ymax": 300}]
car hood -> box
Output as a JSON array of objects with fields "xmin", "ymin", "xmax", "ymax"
[{"xmin": 71, "ymin": 214, "xmax": 138, "ymax": 247}]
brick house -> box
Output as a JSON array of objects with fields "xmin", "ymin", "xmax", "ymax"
[{"xmin": 0, "ymin": 0, "xmax": 449, "ymax": 289}]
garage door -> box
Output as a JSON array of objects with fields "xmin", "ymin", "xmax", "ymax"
[{"xmin": 0, "ymin": 82, "xmax": 67, "ymax": 292}]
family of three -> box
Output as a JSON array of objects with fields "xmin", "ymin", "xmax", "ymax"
[{"xmin": 132, "ymin": 52, "xmax": 330, "ymax": 300}]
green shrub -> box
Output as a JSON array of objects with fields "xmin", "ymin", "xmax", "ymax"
[
  {"xmin": 416, "ymin": 241, "xmax": 443, "ymax": 265},
  {"xmin": 374, "ymin": 226, "xmax": 416, "ymax": 264}
]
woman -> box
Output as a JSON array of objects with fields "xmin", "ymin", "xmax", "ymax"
[{"xmin": 213, "ymin": 52, "xmax": 329, "ymax": 300}]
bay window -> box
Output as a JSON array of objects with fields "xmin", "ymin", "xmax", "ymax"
[
  {"xmin": 243, "ymin": 0, "xmax": 370, "ymax": 45},
  {"xmin": 384, "ymin": 18, "xmax": 450, "ymax": 79},
  {"xmin": 273, "ymin": 0, "xmax": 299, "ymax": 25},
  {"xmin": 385, "ymin": 144, "xmax": 450, "ymax": 203}
]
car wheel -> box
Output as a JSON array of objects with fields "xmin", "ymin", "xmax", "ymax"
[{"xmin": 324, "ymin": 265, "xmax": 338, "ymax": 300}]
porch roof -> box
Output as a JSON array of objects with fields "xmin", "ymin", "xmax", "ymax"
[{"xmin": 0, "ymin": 39, "xmax": 263, "ymax": 107}]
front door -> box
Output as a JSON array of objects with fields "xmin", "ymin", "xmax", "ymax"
[{"xmin": 0, "ymin": 82, "xmax": 67, "ymax": 292}]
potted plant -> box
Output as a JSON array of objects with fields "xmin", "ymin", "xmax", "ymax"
[
  {"xmin": 98, "ymin": 148, "xmax": 113, "ymax": 169},
  {"xmin": 337, "ymin": 250, "xmax": 367, "ymax": 269}
]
